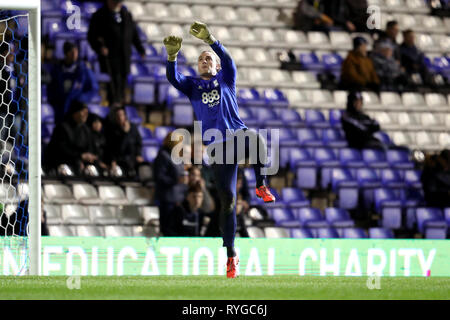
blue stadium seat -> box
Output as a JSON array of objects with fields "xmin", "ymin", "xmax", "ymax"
[
  {"xmin": 151, "ymin": 64, "xmax": 170, "ymax": 84},
  {"xmin": 322, "ymin": 53, "xmax": 343, "ymax": 72},
  {"xmin": 356, "ymin": 168, "xmax": 382, "ymax": 209},
  {"xmin": 325, "ymin": 208, "xmax": 355, "ymax": 228},
  {"xmin": 403, "ymin": 170, "xmax": 422, "ymax": 189},
  {"xmin": 386, "ymin": 149, "xmax": 414, "ymax": 170},
  {"xmin": 314, "ymin": 227, "xmax": 339, "ymax": 238},
  {"xmin": 154, "ymin": 126, "xmax": 175, "ymax": 143},
  {"xmin": 373, "ymin": 131, "xmax": 392, "ymax": 147},
  {"xmin": 297, "ymin": 128, "xmax": 322, "ymax": 147},
  {"xmin": 331, "ymin": 168, "xmax": 358, "ymax": 209},
  {"xmin": 238, "ymin": 107, "xmax": 258, "ymax": 127},
  {"xmin": 299, "ymin": 52, "xmax": 324, "ymax": 72},
  {"xmin": 262, "ymin": 89, "xmax": 289, "ymax": 108},
  {"xmin": 290, "ymin": 227, "xmax": 314, "ymax": 238},
  {"xmin": 266, "ymin": 127, "xmax": 298, "ymax": 147},
  {"xmin": 313, "ymin": 148, "xmax": 340, "ymax": 189},
  {"xmin": 369, "ymin": 227, "xmax": 394, "ymax": 239},
  {"xmin": 322, "ymin": 128, "xmax": 347, "ymax": 148},
  {"xmin": 296, "ymin": 208, "xmax": 329, "ymax": 228},
  {"xmin": 275, "ymin": 108, "xmax": 303, "ymax": 128},
  {"xmin": 305, "ymin": 109, "xmax": 329, "ymax": 129},
  {"xmin": 82, "ymin": 1, "xmax": 103, "ymax": 18},
  {"xmin": 133, "ymin": 81, "xmax": 155, "ymax": 105},
  {"xmin": 374, "ymin": 188, "xmax": 403, "ymax": 229},
  {"xmin": 42, "ymin": 17, "xmax": 65, "ymax": 39},
  {"xmin": 125, "ymin": 105, "xmax": 142, "ymax": 124},
  {"xmin": 291, "ymin": 149, "xmax": 317, "ymax": 189},
  {"xmin": 341, "ymin": 227, "xmax": 367, "ymax": 239},
  {"xmin": 138, "ymin": 126, "xmax": 159, "ymax": 146},
  {"xmin": 380, "ymin": 168, "xmax": 405, "ymax": 190},
  {"xmin": 362, "ymin": 149, "xmax": 389, "ymax": 169},
  {"xmin": 281, "ymin": 187, "xmax": 310, "ymax": 210},
  {"xmin": 159, "ymin": 83, "xmax": 190, "ymax": 108},
  {"xmin": 173, "ymin": 104, "xmax": 194, "ymax": 126},
  {"xmin": 250, "ymin": 107, "xmax": 283, "ymax": 127},
  {"xmin": 268, "ymin": 208, "xmax": 300, "ymax": 228},
  {"xmin": 416, "ymin": 208, "xmax": 447, "ymax": 239},
  {"xmin": 329, "ymin": 109, "xmax": 343, "ymax": 128},
  {"xmin": 142, "ymin": 146, "xmax": 159, "ymax": 163},
  {"xmin": 238, "ymin": 88, "xmax": 265, "ymax": 107},
  {"xmin": 339, "ymin": 148, "xmax": 365, "ymax": 172},
  {"xmin": 88, "ymin": 104, "xmax": 109, "ymax": 118}
]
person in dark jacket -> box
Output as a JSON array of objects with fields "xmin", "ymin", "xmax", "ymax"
[
  {"xmin": 341, "ymin": 91, "xmax": 386, "ymax": 150},
  {"xmin": 87, "ymin": 0, "xmax": 146, "ymax": 106},
  {"xmin": 104, "ymin": 107, "xmax": 143, "ymax": 176},
  {"xmin": 170, "ymin": 182, "xmax": 206, "ymax": 236},
  {"xmin": 292, "ymin": 0, "xmax": 334, "ymax": 32},
  {"xmin": 87, "ymin": 113, "xmax": 108, "ymax": 173},
  {"xmin": 44, "ymin": 100, "xmax": 97, "ymax": 174},
  {"xmin": 48, "ymin": 41, "xmax": 99, "ymax": 124},
  {"xmin": 421, "ymin": 150, "xmax": 450, "ymax": 209},
  {"xmin": 153, "ymin": 131, "xmax": 188, "ymax": 236},
  {"xmin": 400, "ymin": 29, "xmax": 433, "ymax": 86}
]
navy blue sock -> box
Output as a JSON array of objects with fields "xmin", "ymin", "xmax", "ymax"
[{"xmin": 227, "ymin": 246, "xmax": 236, "ymax": 258}]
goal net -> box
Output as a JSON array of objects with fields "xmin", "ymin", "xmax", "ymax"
[{"xmin": 0, "ymin": 2, "xmax": 41, "ymax": 275}]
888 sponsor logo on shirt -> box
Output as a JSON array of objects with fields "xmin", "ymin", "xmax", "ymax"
[{"xmin": 202, "ymin": 89, "xmax": 220, "ymax": 108}]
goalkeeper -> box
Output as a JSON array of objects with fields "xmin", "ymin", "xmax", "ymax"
[{"xmin": 164, "ymin": 22, "xmax": 276, "ymax": 278}]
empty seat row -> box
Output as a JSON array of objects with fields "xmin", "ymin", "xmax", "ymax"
[
  {"xmin": 43, "ymin": 183, "xmax": 153, "ymax": 205},
  {"xmin": 247, "ymin": 226, "xmax": 396, "ymax": 239},
  {"xmin": 45, "ymin": 203, "xmax": 159, "ymax": 226},
  {"xmin": 285, "ymin": 90, "xmax": 450, "ymax": 112},
  {"xmin": 48, "ymin": 224, "xmax": 147, "ymax": 237}
]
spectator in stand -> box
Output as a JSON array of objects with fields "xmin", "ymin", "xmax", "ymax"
[
  {"xmin": 374, "ymin": 20, "xmax": 401, "ymax": 62},
  {"xmin": 153, "ymin": 131, "xmax": 188, "ymax": 236},
  {"xmin": 87, "ymin": 0, "xmax": 146, "ymax": 106},
  {"xmin": 400, "ymin": 29, "xmax": 434, "ymax": 86},
  {"xmin": 341, "ymin": 91, "xmax": 386, "ymax": 150},
  {"xmin": 104, "ymin": 107, "xmax": 143, "ymax": 177},
  {"xmin": 87, "ymin": 113, "xmax": 108, "ymax": 174},
  {"xmin": 47, "ymin": 41, "xmax": 99, "ymax": 124},
  {"xmin": 188, "ymin": 166, "xmax": 216, "ymax": 214},
  {"xmin": 370, "ymin": 41, "xmax": 408, "ymax": 91},
  {"xmin": 331, "ymin": 0, "xmax": 369, "ymax": 32},
  {"xmin": 170, "ymin": 182, "xmax": 206, "ymax": 237},
  {"xmin": 340, "ymin": 36, "xmax": 380, "ymax": 91},
  {"xmin": 292, "ymin": 0, "xmax": 335, "ymax": 32},
  {"xmin": 44, "ymin": 100, "xmax": 96, "ymax": 174},
  {"xmin": 421, "ymin": 150, "xmax": 450, "ymax": 209}
]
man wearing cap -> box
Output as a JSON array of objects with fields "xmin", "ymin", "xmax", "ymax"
[
  {"xmin": 370, "ymin": 40, "xmax": 408, "ymax": 91},
  {"xmin": 340, "ymin": 36, "xmax": 380, "ymax": 91},
  {"xmin": 341, "ymin": 91, "xmax": 386, "ymax": 150},
  {"xmin": 44, "ymin": 100, "xmax": 97, "ymax": 174},
  {"xmin": 48, "ymin": 41, "xmax": 99, "ymax": 124}
]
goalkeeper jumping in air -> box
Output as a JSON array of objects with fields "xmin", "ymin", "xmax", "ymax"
[{"xmin": 164, "ymin": 22, "xmax": 276, "ymax": 278}]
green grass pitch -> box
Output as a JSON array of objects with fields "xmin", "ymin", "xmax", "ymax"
[{"xmin": 0, "ymin": 276, "xmax": 448, "ymax": 300}]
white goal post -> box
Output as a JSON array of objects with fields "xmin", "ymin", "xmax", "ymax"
[{"xmin": 0, "ymin": 0, "xmax": 41, "ymax": 275}]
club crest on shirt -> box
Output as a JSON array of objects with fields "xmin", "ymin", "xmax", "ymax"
[{"xmin": 213, "ymin": 79, "xmax": 219, "ymax": 87}]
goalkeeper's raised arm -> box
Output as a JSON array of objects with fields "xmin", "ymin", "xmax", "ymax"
[
  {"xmin": 189, "ymin": 21, "xmax": 236, "ymax": 85},
  {"xmin": 164, "ymin": 35, "xmax": 193, "ymax": 95}
]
